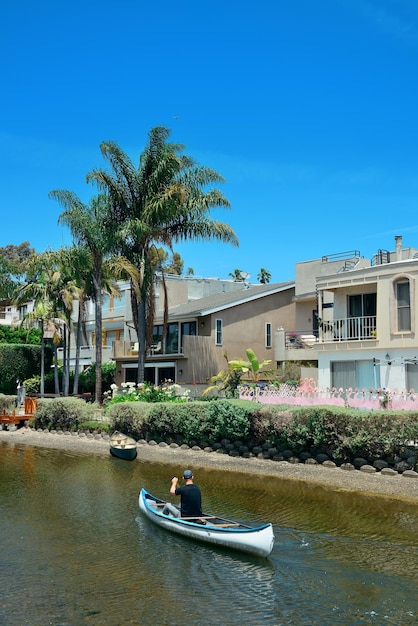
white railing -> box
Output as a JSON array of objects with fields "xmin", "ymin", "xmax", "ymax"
[{"xmin": 320, "ymin": 316, "xmax": 376, "ymax": 342}]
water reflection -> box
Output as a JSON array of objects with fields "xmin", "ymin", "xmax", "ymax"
[{"xmin": 0, "ymin": 441, "xmax": 417, "ymax": 625}]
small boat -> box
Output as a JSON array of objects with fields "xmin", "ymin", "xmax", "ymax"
[
  {"xmin": 138, "ymin": 488, "xmax": 274, "ymax": 557},
  {"xmin": 109, "ymin": 431, "xmax": 138, "ymax": 460}
]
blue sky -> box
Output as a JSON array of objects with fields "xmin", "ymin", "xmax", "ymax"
[{"xmin": 1, "ymin": 0, "xmax": 418, "ymax": 283}]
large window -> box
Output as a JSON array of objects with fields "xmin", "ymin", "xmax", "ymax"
[
  {"xmin": 396, "ymin": 280, "xmax": 411, "ymax": 331},
  {"xmin": 331, "ymin": 360, "xmax": 379, "ymax": 390},
  {"xmin": 152, "ymin": 323, "xmax": 180, "ymax": 353},
  {"xmin": 347, "ymin": 293, "xmax": 376, "ymax": 339}
]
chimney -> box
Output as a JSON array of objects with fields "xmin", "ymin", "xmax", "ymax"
[{"xmin": 395, "ymin": 235, "xmax": 402, "ymax": 261}]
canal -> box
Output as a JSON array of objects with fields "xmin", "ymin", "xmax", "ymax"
[{"xmin": 0, "ymin": 441, "xmax": 417, "ymax": 625}]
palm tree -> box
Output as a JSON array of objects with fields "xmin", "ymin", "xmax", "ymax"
[
  {"xmin": 87, "ymin": 126, "xmax": 239, "ymax": 383},
  {"xmin": 49, "ymin": 192, "xmax": 139, "ymax": 402},
  {"xmin": 229, "ymin": 269, "xmax": 245, "ymax": 282},
  {"xmin": 257, "ymin": 268, "xmax": 271, "ymax": 284},
  {"xmin": 16, "ymin": 251, "xmax": 75, "ymax": 396}
]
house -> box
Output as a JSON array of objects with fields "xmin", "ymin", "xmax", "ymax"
[
  {"xmin": 112, "ymin": 280, "xmax": 296, "ymax": 390},
  {"xmin": 277, "ymin": 235, "xmax": 418, "ymax": 392}
]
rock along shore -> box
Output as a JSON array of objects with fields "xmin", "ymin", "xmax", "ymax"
[{"xmin": 1, "ymin": 426, "xmax": 418, "ymax": 503}]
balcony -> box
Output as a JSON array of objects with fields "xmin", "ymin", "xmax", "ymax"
[
  {"xmin": 319, "ymin": 315, "xmax": 377, "ymax": 342},
  {"xmin": 112, "ymin": 341, "xmax": 184, "ymax": 360}
]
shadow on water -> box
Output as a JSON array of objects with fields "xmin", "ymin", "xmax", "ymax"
[{"xmin": 0, "ymin": 441, "xmax": 417, "ymax": 625}]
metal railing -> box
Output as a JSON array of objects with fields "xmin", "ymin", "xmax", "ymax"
[{"xmin": 320, "ymin": 315, "xmax": 376, "ymax": 342}]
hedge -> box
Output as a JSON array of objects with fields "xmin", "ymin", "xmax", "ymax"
[{"xmin": 0, "ymin": 344, "xmax": 53, "ymax": 394}]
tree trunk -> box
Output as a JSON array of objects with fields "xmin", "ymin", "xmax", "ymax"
[
  {"xmin": 40, "ymin": 323, "xmax": 45, "ymax": 397},
  {"xmin": 73, "ymin": 298, "xmax": 83, "ymax": 395},
  {"xmin": 93, "ymin": 267, "xmax": 102, "ymax": 404},
  {"xmin": 136, "ymin": 298, "xmax": 146, "ymax": 384},
  {"xmin": 54, "ymin": 344, "xmax": 60, "ymax": 394}
]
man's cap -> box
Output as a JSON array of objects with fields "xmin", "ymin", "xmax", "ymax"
[{"xmin": 183, "ymin": 469, "xmax": 193, "ymax": 479}]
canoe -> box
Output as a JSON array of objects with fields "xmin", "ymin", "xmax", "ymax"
[
  {"xmin": 138, "ymin": 488, "xmax": 275, "ymax": 557},
  {"xmin": 109, "ymin": 431, "xmax": 138, "ymax": 460}
]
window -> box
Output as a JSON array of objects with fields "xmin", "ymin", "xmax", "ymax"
[
  {"xmin": 215, "ymin": 319, "xmax": 223, "ymax": 345},
  {"xmin": 347, "ymin": 293, "xmax": 377, "ymax": 339},
  {"xmin": 331, "ymin": 360, "xmax": 379, "ymax": 390},
  {"xmin": 19, "ymin": 304, "xmax": 28, "ymax": 320},
  {"xmin": 181, "ymin": 321, "xmax": 196, "ymax": 337},
  {"xmin": 265, "ymin": 322, "xmax": 272, "ymax": 348},
  {"xmin": 396, "ymin": 280, "xmax": 411, "ymax": 331},
  {"xmin": 406, "ymin": 362, "xmax": 418, "ymax": 391}
]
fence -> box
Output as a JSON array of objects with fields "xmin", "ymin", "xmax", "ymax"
[{"xmin": 238, "ymin": 378, "xmax": 418, "ymax": 411}]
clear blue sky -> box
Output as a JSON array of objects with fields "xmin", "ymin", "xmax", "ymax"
[{"xmin": 1, "ymin": 0, "xmax": 418, "ymax": 283}]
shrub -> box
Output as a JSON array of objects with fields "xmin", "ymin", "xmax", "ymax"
[
  {"xmin": 34, "ymin": 397, "xmax": 95, "ymax": 430},
  {"xmin": 107, "ymin": 401, "xmax": 154, "ymax": 439},
  {"xmin": 23, "ymin": 376, "xmax": 41, "ymax": 395},
  {"xmin": 104, "ymin": 381, "xmax": 189, "ymax": 409},
  {"xmin": 143, "ymin": 402, "xmax": 208, "ymax": 444},
  {"xmin": 202, "ymin": 401, "xmax": 250, "ymax": 442},
  {"xmin": 0, "ymin": 394, "xmax": 17, "ymax": 411}
]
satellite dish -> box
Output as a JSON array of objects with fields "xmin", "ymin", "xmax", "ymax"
[{"xmin": 240, "ymin": 271, "xmax": 251, "ymax": 280}]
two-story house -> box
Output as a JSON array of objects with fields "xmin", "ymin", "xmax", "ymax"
[
  {"xmin": 276, "ymin": 235, "xmax": 418, "ymax": 392},
  {"xmin": 112, "ymin": 280, "xmax": 296, "ymax": 389}
]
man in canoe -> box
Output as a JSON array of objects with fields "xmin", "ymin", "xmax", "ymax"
[{"xmin": 166, "ymin": 469, "xmax": 203, "ymax": 519}]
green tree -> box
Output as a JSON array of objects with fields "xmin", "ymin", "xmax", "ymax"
[
  {"xmin": 257, "ymin": 268, "xmax": 271, "ymax": 284},
  {"xmin": 16, "ymin": 251, "xmax": 74, "ymax": 396},
  {"xmin": 87, "ymin": 126, "xmax": 238, "ymax": 383},
  {"xmin": 0, "ymin": 242, "xmax": 35, "ymax": 300},
  {"xmin": 49, "ymin": 193, "xmax": 139, "ymax": 402},
  {"xmin": 229, "ymin": 269, "xmax": 245, "ymax": 282}
]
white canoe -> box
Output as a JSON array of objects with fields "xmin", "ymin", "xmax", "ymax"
[
  {"xmin": 109, "ymin": 431, "xmax": 137, "ymax": 460},
  {"xmin": 138, "ymin": 488, "xmax": 275, "ymax": 558}
]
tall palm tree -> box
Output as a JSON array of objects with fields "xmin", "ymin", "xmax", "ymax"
[
  {"xmin": 87, "ymin": 126, "xmax": 239, "ymax": 383},
  {"xmin": 49, "ymin": 192, "xmax": 139, "ymax": 402}
]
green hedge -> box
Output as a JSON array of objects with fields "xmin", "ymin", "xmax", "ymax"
[
  {"xmin": 108, "ymin": 401, "xmax": 418, "ymax": 461},
  {"xmin": 0, "ymin": 344, "xmax": 53, "ymax": 394},
  {"xmin": 34, "ymin": 397, "xmax": 95, "ymax": 430},
  {"xmin": 260, "ymin": 406, "xmax": 418, "ymax": 460}
]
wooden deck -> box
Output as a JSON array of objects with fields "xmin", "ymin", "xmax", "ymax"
[{"xmin": 0, "ymin": 398, "xmax": 37, "ymax": 428}]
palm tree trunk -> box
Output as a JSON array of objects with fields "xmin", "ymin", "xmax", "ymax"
[
  {"xmin": 137, "ymin": 298, "xmax": 146, "ymax": 384},
  {"xmin": 40, "ymin": 322, "xmax": 45, "ymax": 397},
  {"xmin": 93, "ymin": 268, "xmax": 102, "ymax": 404},
  {"xmin": 73, "ymin": 297, "xmax": 84, "ymax": 395},
  {"xmin": 54, "ymin": 345, "xmax": 60, "ymax": 394},
  {"xmin": 65, "ymin": 327, "xmax": 71, "ymax": 395}
]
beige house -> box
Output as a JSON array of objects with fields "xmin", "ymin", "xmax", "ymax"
[
  {"xmin": 277, "ymin": 235, "xmax": 418, "ymax": 392},
  {"xmin": 113, "ymin": 280, "xmax": 296, "ymax": 389}
]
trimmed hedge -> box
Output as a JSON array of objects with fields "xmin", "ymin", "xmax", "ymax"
[
  {"xmin": 108, "ymin": 400, "xmax": 418, "ymax": 462},
  {"xmin": 34, "ymin": 397, "xmax": 95, "ymax": 430}
]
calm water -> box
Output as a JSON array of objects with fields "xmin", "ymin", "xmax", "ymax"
[{"xmin": 0, "ymin": 441, "xmax": 417, "ymax": 626}]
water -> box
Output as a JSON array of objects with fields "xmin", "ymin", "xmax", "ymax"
[{"xmin": 1, "ymin": 441, "xmax": 417, "ymax": 626}]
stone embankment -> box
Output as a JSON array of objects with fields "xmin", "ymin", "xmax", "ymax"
[{"xmin": 141, "ymin": 437, "xmax": 418, "ymax": 479}]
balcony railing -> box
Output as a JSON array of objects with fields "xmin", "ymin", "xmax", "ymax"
[
  {"xmin": 320, "ymin": 316, "xmax": 376, "ymax": 341},
  {"xmin": 285, "ymin": 316, "xmax": 377, "ymax": 349}
]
